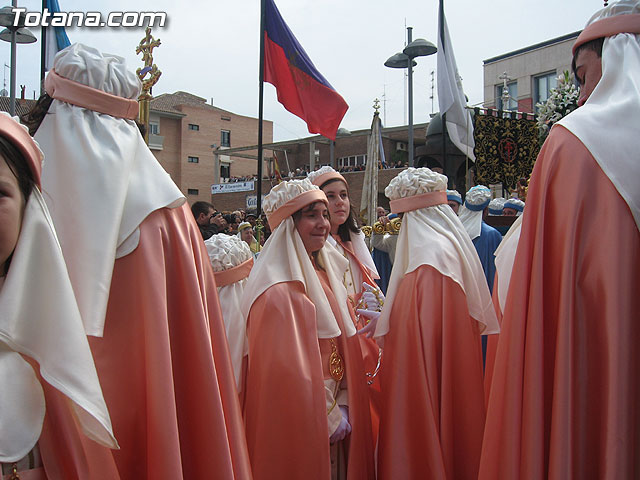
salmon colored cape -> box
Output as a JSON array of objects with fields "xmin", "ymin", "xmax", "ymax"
[
  {"xmin": 483, "ymin": 273, "xmax": 502, "ymax": 406},
  {"xmin": 479, "ymin": 127, "xmax": 640, "ymax": 479},
  {"xmin": 337, "ymin": 239, "xmax": 383, "ymax": 443},
  {"xmin": 377, "ymin": 265, "xmax": 485, "ymax": 480},
  {"xmin": 37, "ymin": 204, "xmax": 252, "ymax": 479},
  {"xmin": 243, "ymin": 280, "xmax": 375, "ymax": 480}
]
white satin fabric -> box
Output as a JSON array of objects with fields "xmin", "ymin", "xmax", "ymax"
[
  {"xmin": 374, "ymin": 203, "xmax": 499, "ymax": 337},
  {"xmin": 326, "ymin": 230, "xmax": 379, "ymax": 289},
  {"xmin": 218, "ymin": 280, "xmax": 249, "ymax": 388},
  {"xmin": 349, "ymin": 230, "xmax": 379, "ymax": 280},
  {"xmin": 0, "ymin": 190, "xmax": 117, "ymax": 462},
  {"xmin": 494, "ymin": 215, "xmax": 523, "ymax": 314},
  {"xmin": 241, "ymin": 217, "xmax": 356, "ymax": 339},
  {"xmin": 458, "ymin": 205, "xmax": 483, "ymax": 240},
  {"xmin": 35, "ymin": 44, "xmax": 184, "ymax": 337},
  {"xmin": 559, "ymin": 31, "xmax": 640, "ymax": 230}
]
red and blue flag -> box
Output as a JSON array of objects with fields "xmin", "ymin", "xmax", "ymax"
[{"xmin": 264, "ymin": 0, "xmax": 348, "ymax": 140}]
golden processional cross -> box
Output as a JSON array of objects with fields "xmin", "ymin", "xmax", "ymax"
[{"xmin": 136, "ymin": 27, "xmax": 162, "ymax": 144}]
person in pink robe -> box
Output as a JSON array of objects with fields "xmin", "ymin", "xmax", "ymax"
[
  {"xmin": 240, "ymin": 179, "xmax": 375, "ymax": 480},
  {"xmin": 22, "ymin": 44, "xmax": 251, "ymax": 479},
  {"xmin": 308, "ymin": 166, "xmax": 383, "ymax": 443},
  {"xmin": 479, "ymin": 3, "xmax": 640, "ymax": 478},
  {"xmin": 371, "ymin": 168, "xmax": 499, "ymax": 480}
]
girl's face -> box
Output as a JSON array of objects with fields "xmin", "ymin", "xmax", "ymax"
[
  {"xmin": 0, "ymin": 155, "xmax": 25, "ymax": 275},
  {"xmin": 294, "ymin": 202, "xmax": 330, "ymax": 254},
  {"xmin": 322, "ymin": 180, "xmax": 349, "ymax": 234}
]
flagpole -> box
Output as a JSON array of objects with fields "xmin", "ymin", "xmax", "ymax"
[
  {"xmin": 257, "ymin": 0, "xmax": 266, "ymax": 219},
  {"xmin": 439, "ymin": 0, "xmax": 451, "ymax": 188},
  {"xmin": 40, "ymin": 0, "xmax": 46, "ymax": 94}
]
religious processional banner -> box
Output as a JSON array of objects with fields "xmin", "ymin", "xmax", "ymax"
[{"xmin": 472, "ymin": 111, "xmax": 540, "ymax": 192}]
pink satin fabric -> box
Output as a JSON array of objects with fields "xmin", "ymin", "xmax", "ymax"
[
  {"xmin": 266, "ymin": 189, "xmax": 327, "ymax": 230},
  {"xmin": 337, "ymin": 238, "xmax": 383, "ymax": 444},
  {"xmin": 244, "ymin": 281, "xmax": 331, "ymax": 480},
  {"xmin": 377, "ymin": 265, "xmax": 485, "ymax": 480},
  {"xmin": 37, "ymin": 204, "xmax": 251, "ymax": 479},
  {"xmin": 45, "ymin": 70, "xmax": 139, "ymax": 120},
  {"xmin": 316, "ymin": 269, "xmax": 376, "ymax": 480},
  {"xmin": 479, "ymin": 127, "xmax": 640, "ymax": 479},
  {"xmin": 214, "ymin": 257, "xmax": 253, "ymax": 287},
  {"xmin": 310, "ymin": 170, "xmax": 346, "ymax": 188},
  {"xmin": 243, "ymin": 277, "xmax": 375, "ymax": 480},
  {"xmin": 0, "ymin": 113, "xmax": 43, "ymax": 187},
  {"xmin": 573, "ymin": 14, "xmax": 640, "ymax": 54},
  {"xmin": 483, "ymin": 272, "xmax": 502, "ymax": 407},
  {"xmin": 389, "ymin": 191, "xmax": 447, "ymax": 214}
]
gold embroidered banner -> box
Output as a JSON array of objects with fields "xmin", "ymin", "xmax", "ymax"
[{"xmin": 473, "ymin": 112, "xmax": 540, "ymax": 191}]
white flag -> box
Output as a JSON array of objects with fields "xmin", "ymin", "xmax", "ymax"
[
  {"xmin": 360, "ymin": 113, "xmax": 382, "ymax": 226},
  {"xmin": 437, "ymin": 4, "xmax": 475, "ymax": 161}
]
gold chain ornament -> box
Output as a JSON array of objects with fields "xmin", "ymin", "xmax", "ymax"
[{"xmin": 328, "ymin": 338, "xmax": 344, "ymax": 382}]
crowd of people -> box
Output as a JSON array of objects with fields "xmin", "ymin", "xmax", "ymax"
[{"xmin": 0, "ymin": 2, "xmax": 638, "ymax": 478}]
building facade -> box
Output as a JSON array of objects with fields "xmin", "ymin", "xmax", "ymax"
[
  {"xmin": 483, "ymin": 31, "xmax": 579, "ymax": 113},
  {"xmin": 149, "ymin": 91, "xmax": 273, "ymax": 203}
]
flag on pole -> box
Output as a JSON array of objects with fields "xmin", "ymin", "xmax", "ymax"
[
  {"xmin": 272, "ymin": 151, "xmax": 283, "ymax": 183},
  {"xmin": 43, "ymin": 0, "xmax": 71, "ymax": 71},
  {"xmin": 437, "ymin": 2, "xmax": 475, "ymax": 161},
  {"xmin": 360, "ymin": 112, "xmax": 382, "ymax": 226},
  {"xmin": 263, "ymin": 0, "xmax": 348, "ymax": 140}
]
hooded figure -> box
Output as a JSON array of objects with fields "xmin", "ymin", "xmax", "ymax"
[
  {"xmin": 480, "ymin": 2, "xmax": 640, "ymax": 478},
  {"xmin": 373, "ymin": 168, "xmax": 498, "ymax": 480},
  {"xmin": 27, "ymin": 44, "xmax": 250, "ymax": 479},
  {"xmin": 0, "ymin": 112, "xmax": 117, "ymax": 477},
  {"xmin": 205, "ymin": 234, "xmax": 253, "ymax": 392},
  {"xmin": 241, "ymin": 179, "xmax": 375, "ymax": 480}
]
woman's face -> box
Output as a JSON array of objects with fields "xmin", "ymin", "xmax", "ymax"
[
  {"xmin": 0, "ymin": 155, "xmax": 25, "ymax": 274},
  {"xmin": 294, "ymin": 202, "xmax": 330, "ymax": 254},
  {"xmin": 322, "ymin": 180, "xmax": 349, "ymax": 233},
  {"xmin": 240, "ymin": 227, "xmax": 254, "ymax": 244}
]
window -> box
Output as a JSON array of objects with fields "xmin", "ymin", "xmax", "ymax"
[
  {"xmin": 187, "ymin": 189, "xmax": 199, "ymax": 195},
  {"xmin": 495, "ymin": 81, "xmax": 518, "ymax": 111},
  {"xmin": 149, "ymin": 123, "xmax": 159, "ymax": 135},
  {"xmin": 220, "ymin": 163, "xmax": 230, "ymax": 179},
  {"xmin": 188, "ymin": 124, "xmax": 199, "ymax": 131},
  {"xmin": 188, "ymin": 156, "xmax": 199, "ymax": 163},
  {"xmin": 534, "ymin": 72, "xmax": 558, "ymax": 111},
  {"xmin": 337, "ymin": 154, "xmax": 367, "ymax": 168},
  {"xmin": 221, "ymin": 130, "xmax": 231, "ymax": 147}
]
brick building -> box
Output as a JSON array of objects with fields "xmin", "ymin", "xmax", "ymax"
[
  {"xmin": 208, "ymin": 122, "xmax": 428, "ymax": 212},
  {"xmin": 483, "ymin": 31, "xmax": 579, "ymax": 113},
  {"xmin": 148, "ymin": 91, "xmax": 273, "ymax": 203}
]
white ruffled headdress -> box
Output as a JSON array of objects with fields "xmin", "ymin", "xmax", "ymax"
[
  {"xmin": 240, "ymin": 179, "xmax": 355, "ymax": 338},
  {"xmin": 374, "ymin": 168, "xmax": 498, "ymax": 337},
  {"xmin": 458, "ymin": 185, "xmax": 491, "ymax": 240}
]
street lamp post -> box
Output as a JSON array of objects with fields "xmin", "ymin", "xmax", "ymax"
[
  {"xmin": 0, "ymin": 4, "xmax": 36, "ymax": 115},
  {"xmin": 385, "ymin": 26, "xmax": 436, "ymax": 167}
]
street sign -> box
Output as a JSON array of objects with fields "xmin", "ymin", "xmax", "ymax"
[{"xmin": 211, "ymin": 181, "xmax": 254, "ymax": 194}]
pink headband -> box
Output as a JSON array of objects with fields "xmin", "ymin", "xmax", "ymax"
[
  {"xmin": 266, "ymin": 189, "xmax": 328, "ymax": 230},
  {"xmin": 310, "ymin": 170, "xmax": 346, "ymax": 188},
  {"xmin": 0, "ymin": 114, "xmax": 43, "ymax": 188},
  {"xmin": 45, "ymin": 70, "xmax": 139, "ymax": 120},
  {"xmin": 390, "ymin": 191, "xmax": 447, "ymax": 214},
  {"xmin": 214, "ymin": 258, "xmax": 254, "ymax": 287},
  {"xmin": 573, "ymin": 14, "xmax": 640, "ymax": 54}
]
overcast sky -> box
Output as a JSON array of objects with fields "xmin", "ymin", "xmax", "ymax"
[{"xmin": 1, "ymin": 0, "xmax": 603, "ymax": 141}]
